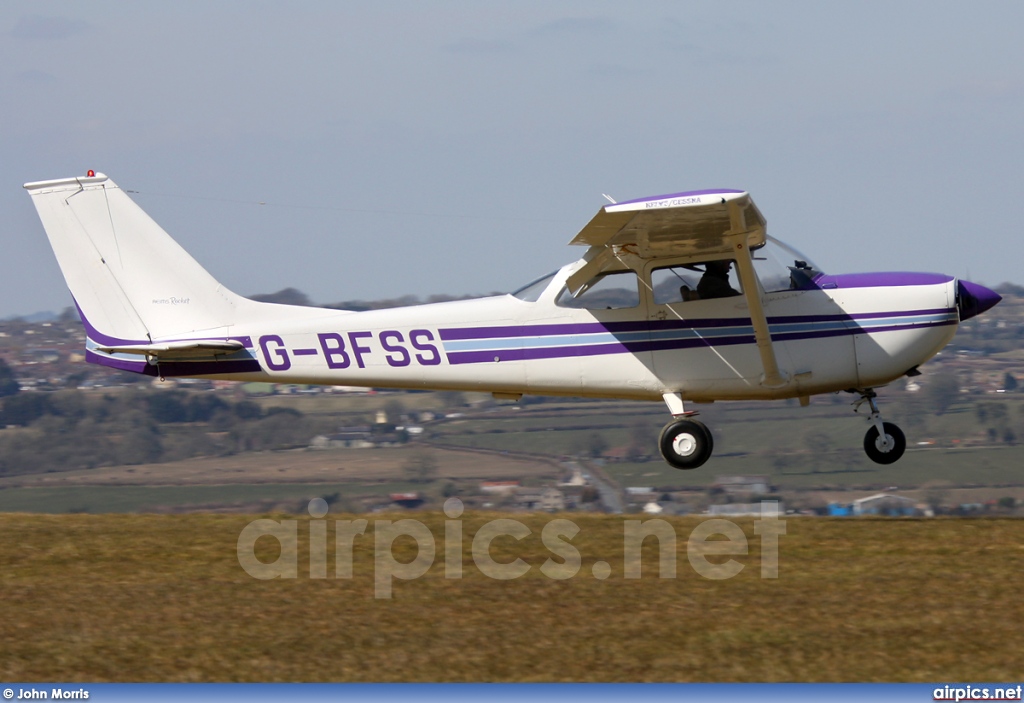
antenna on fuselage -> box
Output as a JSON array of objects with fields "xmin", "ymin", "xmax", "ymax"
[{"xmin": 602, "ymin": 194, "xmax": 617, "ymax": 204}]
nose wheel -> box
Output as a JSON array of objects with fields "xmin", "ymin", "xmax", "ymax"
[
  {"xmin": 864, "ymin": 422, "xmax": 906, "ymax": 464},
  {"xmin": 659, "ymin": 418, "xmax": 714, "ymax": 470},
  {"xmin": 854, "ymin": 390, "xmax": 907, "ymax": 464}
]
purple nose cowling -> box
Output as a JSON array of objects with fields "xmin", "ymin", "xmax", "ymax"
[{"xmin": 957, "ymin": 279, "xmax": 1002, "ymax": 321}]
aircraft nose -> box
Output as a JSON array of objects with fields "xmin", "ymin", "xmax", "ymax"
[{"xmin": 957, "ymin": 279, "xmax": 1002, "ymax": 321}]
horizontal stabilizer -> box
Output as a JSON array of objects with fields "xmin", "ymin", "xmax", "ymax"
[{"xmin": 94, "ymin": 339, "xmax": 245, "ymax": 360}]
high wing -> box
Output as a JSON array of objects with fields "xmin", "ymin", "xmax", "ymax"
[
  {"xmin": 570, "ymin": 189, "xmax": 765, "ymax": 255},
  {"xmin": 567, "ymin": 189, "xmax": 785, "ymax": 388},
  {"xmin": 566, "ymin": 189, "xmax": 766, "ymax": 293}
]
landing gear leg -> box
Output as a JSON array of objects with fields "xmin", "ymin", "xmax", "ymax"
[
  {"xmin": 853, "ymin": 389, "xmax": 906, "ymax": 465},
  {"xmin": 659, "ymin": 393, "xmax": 714, "ymax": 470}
]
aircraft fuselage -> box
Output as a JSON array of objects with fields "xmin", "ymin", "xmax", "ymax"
[{"xmin": 85, "ymin": 264, "xmax": 964, "ymax": 404}]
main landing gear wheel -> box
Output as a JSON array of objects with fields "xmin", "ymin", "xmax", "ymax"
[
  {"xmin": 863, "ymin": 422, "xmax": 906, "ymax": 465},
  {"xmin": 659, "ymin": 419, "xmax": 714, "ymax": 470}
]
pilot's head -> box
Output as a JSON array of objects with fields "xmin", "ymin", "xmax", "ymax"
[{"xmin": 706, "ymin": 260, "xmax": 732, "ymax": 274}]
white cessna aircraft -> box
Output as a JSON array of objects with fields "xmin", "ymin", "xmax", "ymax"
[{"xmin": 24, "ymin": 172, "xmax": 1001, "ymax": 469}]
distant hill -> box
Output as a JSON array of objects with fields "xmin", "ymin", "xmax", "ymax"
[
  {"xmin": 4, "ymin": 310, "xmax": 59, "ymax": 323},
  {"xmin": 246, "ymin": 288, "xmax": 502, "ymax": 311},
  {"xmin": 247, "ymin": 287, "xmax": 313, "ymax": 306}
]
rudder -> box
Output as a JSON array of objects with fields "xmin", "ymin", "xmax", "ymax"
[{"xmin": 24, "ymin": 172, "xmax": 245, "ymax": 343}]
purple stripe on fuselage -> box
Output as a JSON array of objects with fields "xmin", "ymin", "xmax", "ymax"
[
  {"xmin": 443, "ymin": 318, "xmax": 958, "ymax": 365},
  {"xmin": 440, "ymin": 308, "xmax": 956, "ymax": 342},
  {"xmin": 448, "ymin": 330, "xmax": 802, "ymax": 365},
  {"xmin": 770, "ymin": 318, "xmax": 956, "ymax": 343},
  {"xmin": 765, "ymin": 308, "xmax": 953, "ymax": 325},
  {"xmin": 441, "ymin": 319, "xmax": 745, "ymax": 342},
  {"xmin": 813, "ymin": 272, "xmax": 953, "ymax": 289},
  {"xmin": 442, "ymin": 318, "xmax": 774, "ymax": 341},
  {"xmin": 612, "ymin": 189, "xmax": 744, "ymax": 206},
  {"xmin": 649, "ymin": 308, "xmax": 955, "ymax": 329}
]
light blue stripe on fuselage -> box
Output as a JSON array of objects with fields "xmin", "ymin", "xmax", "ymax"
[{"xmin": 443, "ymin": 331, "xmax": 645, "ymax": 352}]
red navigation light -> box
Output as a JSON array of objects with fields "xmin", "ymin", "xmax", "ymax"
[{"xmin": 87, "ymin": 170, "xmax": 95, "ymax": 177}]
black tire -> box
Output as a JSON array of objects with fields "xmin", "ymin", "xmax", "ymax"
[
  {"xmin": 863, "ymin": 422, "xmax": 906, "ymax": 465},
  {"xmin": 659, "ymin": 419, "xmax": 713, "ymax": 470}
]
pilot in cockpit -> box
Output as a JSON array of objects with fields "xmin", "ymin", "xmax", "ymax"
[{"xmin": 697, "ymin": 260, "xmax": 741, "ymax": 299}]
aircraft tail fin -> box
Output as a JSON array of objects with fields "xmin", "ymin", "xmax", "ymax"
[{"xmin": 24, "ymin": 173, "xmax": 248, "ymax": 345}]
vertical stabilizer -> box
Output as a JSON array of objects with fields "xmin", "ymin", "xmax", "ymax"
[{"xmin": 24, "ymin": 173, "xmax": 245, "ymax": 343}]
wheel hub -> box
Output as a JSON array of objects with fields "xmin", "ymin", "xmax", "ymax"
[
  {"xmin": 659, "ymin": 418, "xmax": 713, "ymax": 470},
  {"xmin": 672, "ymin": 433, "xmax": 697, "ymax": 457}
]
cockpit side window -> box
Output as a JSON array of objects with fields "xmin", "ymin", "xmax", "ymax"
[
  {"xmin": 556, "ymin": 270, "xmax": 640, "ymax": 309},
  {"xmin": 651, "ymin": 266, "xmax": 701, "ymax": 304},
  {"xmin": 651, "ymin": 262, "xmax": 742, "ymax": 303}
]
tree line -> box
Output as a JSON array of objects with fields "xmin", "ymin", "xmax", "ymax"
[{"xmin": 0, "ymin": 384, "xmax": 332, "ymax": 477}]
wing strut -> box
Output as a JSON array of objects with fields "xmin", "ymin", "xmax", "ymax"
[{"xmin": 725, "ymin": 202, "xmax": 787, "ymax": 389}]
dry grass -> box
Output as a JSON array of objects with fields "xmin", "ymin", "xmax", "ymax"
[{"xmin": 1, "ymin": 513, "xmax": 1022, "ymax": 682}]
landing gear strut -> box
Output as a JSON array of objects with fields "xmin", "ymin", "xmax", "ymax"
[{"xmin": 853, "ymin": 389, "xmax": 906, "ymax": 464}]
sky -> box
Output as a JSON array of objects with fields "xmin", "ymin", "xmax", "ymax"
[{"xmin": 2, "ymin": 1, "xmax": 1023, "ymax": 318}]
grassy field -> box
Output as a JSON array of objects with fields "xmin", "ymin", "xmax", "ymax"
[{"xmin": 1, "ymin": 512, "xmax": 1022, "ymax": 682}]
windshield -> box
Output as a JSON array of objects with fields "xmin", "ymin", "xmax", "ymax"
[
  {"xmin": 752, "ymin": 236, "xmax": 823, "ymax": 292},
  {"xmin": 555, "ymin": 270, "xmax": 640, "ymax": 309},
  {"xmin": 510, "ymin": 271, "xmax": 557, "ymax": 302}
]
